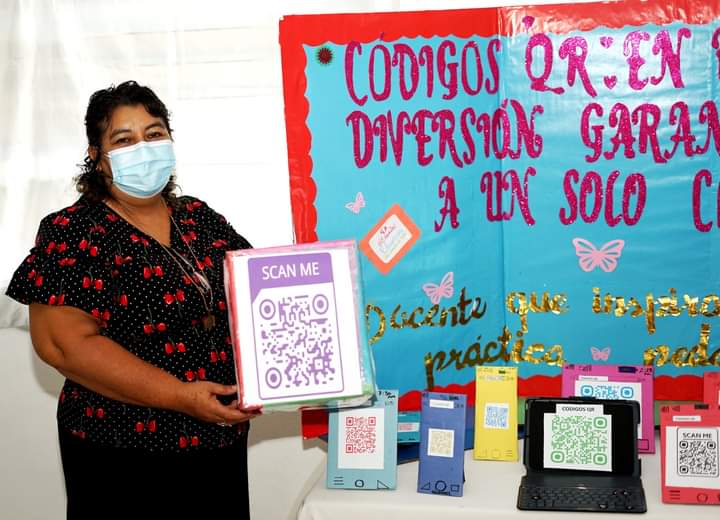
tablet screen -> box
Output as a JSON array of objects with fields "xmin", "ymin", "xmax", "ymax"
[
  {"xmin": 543, "ymin": 403, "xmax": 612, "ymax": 472},
  {"xmin": 525, "ymin": 398, "xmax": 638, "ymax": 475}
]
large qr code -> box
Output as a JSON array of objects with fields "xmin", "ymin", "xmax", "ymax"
[
  {"xmin": 344, "ymin": 415, "xmax": 377, "ymax": 454},
  {"xmin": 677, "ymin": 428, "xmax": 719, "ymax": 477},
  {"xmin": 428, "ymin": 428, "xmax": 455, "ymax": 458},
  {"xmin": 578, "ymin": 382, "xmax": 636, "ymax": 400},
  {"xmin": 546, "ymin": 414, "xmax": 611, "ymax": 470},
  {"xmin": 484, "ymin": 403, "xmax": 509, "ymax": 429},
  {"xmin": 253, "ymin": 286, "xmax": 343, "ymax": 399}
]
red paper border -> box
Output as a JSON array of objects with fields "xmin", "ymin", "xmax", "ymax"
[{"xmin": 280, "ymin": 0, "xmax": 720, "ymax": 436}]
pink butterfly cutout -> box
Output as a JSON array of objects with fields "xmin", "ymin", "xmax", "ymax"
[
  {"xmin": 422, "ymin": 271, "xmax": 454, "ymax": 305},
  {"xmin": 572, "ymin": 238, "xmax": 625, "ymax": 272},
  {"xmin": 345, "ymin": 192, "xmax": 365, "ymax": 214},
  {"xmin": 590, "ymin": 347, "xmax": 611, "ymax": 361}
]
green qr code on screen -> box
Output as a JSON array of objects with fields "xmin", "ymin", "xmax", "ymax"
[{"xmin": 549, "ymin": 415, "xmax": 610, "ymax": 466}]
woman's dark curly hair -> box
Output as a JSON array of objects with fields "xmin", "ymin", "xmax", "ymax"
[{"xmin": 75, "ymin": 81, "xmax": 180, "ymax": 206}]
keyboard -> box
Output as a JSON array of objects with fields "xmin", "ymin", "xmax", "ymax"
[{"xmin": 517, "ymin": 485, "xmax": 647, "ymax": 512}]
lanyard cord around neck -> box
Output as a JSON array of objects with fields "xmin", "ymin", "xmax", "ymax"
[
  {"xmin": 165, "ymin": 208, "xmax": 217, "ymax": 330},
  {"xmin": 109, "ymin": 197, "xmax": 217, "ymax": 330}
]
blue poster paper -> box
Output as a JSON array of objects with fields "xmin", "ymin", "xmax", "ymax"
[{"xmin": 280, "ymin": 1, "xmax": 720, "ymax": 410}]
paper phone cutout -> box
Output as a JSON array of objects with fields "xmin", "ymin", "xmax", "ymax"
[
  {"xmin": 397, "ymin": 406, "xmax": 475, "ymax": 464},
  {"xmin": 418, "ymin": 391, "xmax": 466, "ymax": 497},
  {"xmin": 473, "ymin": 366, "xmax": 518, "ymax": 461},
  {"xmin": 660, "ymin": 404, "xmax": 720, "ymax": 505},
  {"xmin": 327, "ymin": 389, "xmax": 398, "ymax": 490},
  {"xmin": 561, "ymin": 364, "xmax": 655, "ymax": 453}
]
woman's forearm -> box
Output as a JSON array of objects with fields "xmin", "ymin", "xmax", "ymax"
[
  {"xmin": 29, "ymin": 304, "xmax": 251, "ymax": 425},
  {"xmin": 56, "ymin": 352, "xmax": 166, "ymax": 408},
  {"xmin": 30, "ymin": 304, "xmax": 186, "ymax": 411},
  {"xmin": 55, "ymin": 333, "xmax": 185, "ymax": 410}
]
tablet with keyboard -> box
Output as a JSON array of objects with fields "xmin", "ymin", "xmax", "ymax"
[{"xmin": 517, "ymin": 397, "xmax": 647, "ymax": 513}]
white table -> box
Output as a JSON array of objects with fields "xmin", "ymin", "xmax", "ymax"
[{"xmin": 297, "ymin": 436, "xmax": 719, "ymax": 519}]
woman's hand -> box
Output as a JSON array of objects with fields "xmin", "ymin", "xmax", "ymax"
[{"xmin": 175, "ymin": 382, "xmax": 262, "ymax": 424}]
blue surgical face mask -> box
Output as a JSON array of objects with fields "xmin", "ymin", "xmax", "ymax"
[{"xmin": 106, "ymin": 139, "xmax": 176, "ymax": 198}]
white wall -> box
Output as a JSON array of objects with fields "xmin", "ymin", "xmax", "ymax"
[
  {"xmin": 0, "ymin": 0, "xmax": 597, "ymax": 518},
  {"xmin": 0, "ymin": 329, "xmax": 65, "ymax": 518}
]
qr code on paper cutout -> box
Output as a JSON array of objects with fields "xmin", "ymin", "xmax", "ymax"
[
  {"xmin": 549, "ymin": 415, "xmax": 610, "ymax": 466},
  {"xmin": 677, "ymin": 428, "xmax": 719, "ymax": 478},
  {"xmin": 255, "ymin": 290, "xmax": 341, "ymax": 394},
  {"xmin": 579, "ymin": 383, "xmax": 635, "ymax": 400},
  {"xmin": 344, "ymin": 415, "xmax": 377, "ymax": 454},
  {"xmin": 484, "ymin": 403, "xmax": 509, "ymax": 429},
  {"xmin": 428, "ymin": 428, "xmax": 454, "ymax": 458}
]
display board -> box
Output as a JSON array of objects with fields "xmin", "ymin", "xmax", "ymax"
[{"xmin": 279, "ymin": 0, "xmax": 720, "ymax": 415}]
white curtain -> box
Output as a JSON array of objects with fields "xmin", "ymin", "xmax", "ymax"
[{"xmin": 1, "ymin": 0, "xmax": 309, "ymax": 291}]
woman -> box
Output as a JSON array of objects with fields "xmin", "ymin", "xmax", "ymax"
[{"xmin": 6, "ymin": 81, "xmax": 260, "ymax": 518}]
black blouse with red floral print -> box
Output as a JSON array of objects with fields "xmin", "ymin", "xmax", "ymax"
[{"xmin": 7, "ymin": 195, "xmax": 251, "ymax": 452}]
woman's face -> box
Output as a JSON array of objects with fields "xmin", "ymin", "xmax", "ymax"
[
  {"xmin": 95, "ymin": 103, "xmax": 171, "ymax": 182},
  {"xmin": 89, "ymin": 104, "xmax": 170, "ymax": 201}
]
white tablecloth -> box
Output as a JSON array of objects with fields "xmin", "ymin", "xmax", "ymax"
[{"xmin": 298, "ymin": 436, "xmax": 719, "ymax": 519}]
